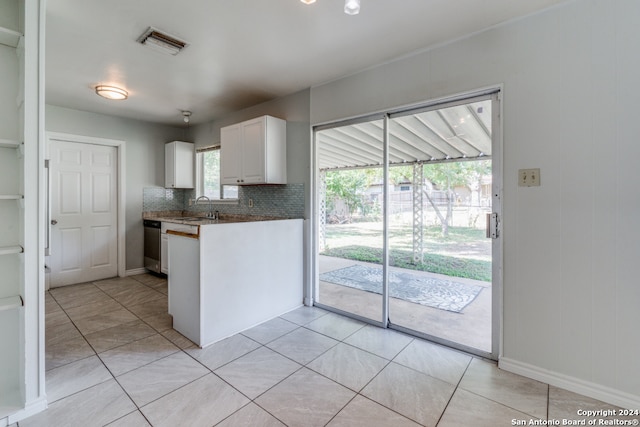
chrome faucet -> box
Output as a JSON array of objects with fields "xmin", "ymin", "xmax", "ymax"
[
  {"xmin": 214, "ymin": 210, "xmax": 220, "ymax": 220},
  {"xmin": 195, "ymin": 196, "xmax": 214, "ymax": 218}
]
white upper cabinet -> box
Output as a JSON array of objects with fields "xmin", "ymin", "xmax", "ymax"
[
  {"xmin": 165, "ymin": 141, "xmax": 194, "ymax": 189},
  {"xmin": 220, "ymin": 115, "xmax": 286, "ymax": 185}
]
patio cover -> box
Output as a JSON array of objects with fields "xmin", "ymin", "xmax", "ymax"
[{"xmin": 317, "ymin": 99, "xmax": 491, "ymax": 171}]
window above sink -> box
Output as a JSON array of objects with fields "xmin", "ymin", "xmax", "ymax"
[{"xmin": 195, "ymin": 147, "xmax": 238, "ymax": 201}]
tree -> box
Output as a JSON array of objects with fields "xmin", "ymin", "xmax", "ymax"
[
  {"xmin": 325, "ymin": 168, "xmax": 380, "ymax": 221},
  {"xmin": 422, "ymin": 160, "xmax": 491, "ymax": 236}
]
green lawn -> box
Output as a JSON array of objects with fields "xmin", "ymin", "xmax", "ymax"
[{"xmin": 321, "ymin": 222, "xmax": 491, "ymax": 282}]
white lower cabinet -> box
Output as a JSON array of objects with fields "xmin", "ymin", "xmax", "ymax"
[{"xmin": 169, "ymin": 219, "xmax": 303, "ymax": 347}]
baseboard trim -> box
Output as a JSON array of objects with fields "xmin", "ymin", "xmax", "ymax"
[
  {"xmin": 7, "ymin": 396, "xmax": 48, "ymax": 423},
  {"xmin": 125, "ymin": 268, "xmax": 148, "ymax": 276},
  {"xmin": 499, "ymin": 357, "xmax": 640, "ymax": 409}
]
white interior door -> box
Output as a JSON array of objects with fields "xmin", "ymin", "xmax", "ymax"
[{"xmin": 50, "ymin": 140, "xmax": 118, "ymax": 287}]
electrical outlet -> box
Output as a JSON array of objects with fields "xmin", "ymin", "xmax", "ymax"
[
  {"xmin": 519, "ymin": 168, "xmax": 540, "ymax": 187},
  {"xmin": 248, "ymin": 198, "xmax": 254, "ymax": 208}
]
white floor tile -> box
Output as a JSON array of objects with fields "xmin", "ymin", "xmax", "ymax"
[
  {"xmin": 307, "ymin": 343, "xmax": 388, "ymax": 391},
  {"xmin": 99, "ymin": 334, "xmax": 179, "ymax": 376},
  {"xmin": 393, "ymin": 339, "xmax": 472, "ymax": 385},
  {"xmin": 255, "ymin": 368, "xmax": 355, "ymax": 427},
  {"xmin": 344, "ymin": 324, "xmax": 413, "ymax": 359},
  {"xmin": 140, "ymin": 374, "xmax": 249, "ymax": 427},
  {"xmin": 458, "ymin": 358, "xmax": 548, "ymax": 419},
  {"xmin": 305, "ymin": 312, "xmax": 366, "ymax": 341},
  {"xmin": 241, "ymin": 317, "xmax": 299, "ymax": 344},
  {"xmin": 215, "ymin": 347, "xmax": 301, "ymax": 399},
  {"xmin": 20, "ymin": 379, "xmax": 135, "ymax": 427},
  {"xmin": 327, "ymin": 395, "xmax": 421, "ymax": 427},
  {"xmin": 46, "ymin": 355, "xmax": 112, "ymax": 403},
  {"xmin": 216, "ymin": 402, "xmax": 286, "ymax": 427},
  {"xmin": 186, "ymin": 333, "xmax": 261, "ymax": 370},
  {"xmin": 361, "ymin": 362, "xmax": 455, "ymax": 426},
  {"xmin": 438, "ymin": 388, "xmax": 536, "ymax": 427},
  {"xmin": 116, "ymin": 352, "xmax": 209, "ymax": 406},
  {"xmin": 266, "ymin": 327, "xmax": 338, "ymax": 365}
]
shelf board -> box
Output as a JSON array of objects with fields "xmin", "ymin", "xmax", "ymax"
[
  {"xmin": 0, "ymin": 296, "xmax": 23, "ymax": 313},
  {"xmin": 0, "ymin": 139, "xmax": 21, "ymax": 149},
  {"xmin": 0, "ymin": 195, "xmax": 23, "ymax": 200},
  {"xmin": 0, "ymin": 26, "xmax": 22, "ymax": 48},
  {"xmin": 0, "ymin": 246, "xmax": 23, "ymax": 256}
]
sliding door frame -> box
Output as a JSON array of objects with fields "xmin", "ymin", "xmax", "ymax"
[{"xmin": 310, "ymin": 88, "xmax": 502, "ymax": 360}]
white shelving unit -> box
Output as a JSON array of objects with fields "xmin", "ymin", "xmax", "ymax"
[
  {"xmin": 0, "ymin": 296, "xmax": 23, "ymax": 313},
  {"xmin": 0, "ymin": 26, "xmax": 21, "ymax": 48},
  {"xmin": 0, "ymin": 0, "xmax": 46, "ymax": 423},
  {"xmin": 0, "ymin": 246, "xmax": 23, "ymax": 256}
]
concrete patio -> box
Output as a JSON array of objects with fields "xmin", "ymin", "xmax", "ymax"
[{"xmin": 317, "ymin": 255, "xmax": 492, "ymax": 353}]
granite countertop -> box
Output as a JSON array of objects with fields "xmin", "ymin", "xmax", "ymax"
[{"xmin": 142, "ymin": 211, "xmax": 284, "ymax": 225}]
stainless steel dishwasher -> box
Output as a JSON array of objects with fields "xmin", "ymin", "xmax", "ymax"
[{"xmin": 143, "ymin": 219, "xmax": 162, "ymax": 273}]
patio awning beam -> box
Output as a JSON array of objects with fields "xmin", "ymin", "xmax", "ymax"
[{"xmin": 318, "ymin": 137, "xmax": 381, "ymax": 166}]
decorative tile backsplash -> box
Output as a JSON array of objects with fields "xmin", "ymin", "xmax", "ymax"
[
  {"xmin": 142, "ymin": 187, "xmax": 185, "ymax": 212},
  {"xmin": 143, "ymin": 184, "xmax": 305, "ymax": 219}
]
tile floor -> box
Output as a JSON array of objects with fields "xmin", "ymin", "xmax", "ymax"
[{"xmin": 16, "ymin": 274, "xmax": 628, "ymax": 427}]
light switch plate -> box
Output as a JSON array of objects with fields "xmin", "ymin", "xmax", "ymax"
[{"xmin": 519, "ymin": 168, "xmax": 540, "ymax": 187}]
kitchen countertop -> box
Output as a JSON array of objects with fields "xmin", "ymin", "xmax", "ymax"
[{"xmin": 142, "ymin": 211, "xmax": 285, "ymax": 226}]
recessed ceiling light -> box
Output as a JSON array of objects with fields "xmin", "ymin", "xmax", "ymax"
[
  {"xmin": 95, "ymin": 85, "xmax": 128, "ymax": 100},
  {"xmin": 344, "ymin": 0, "xmax": 360, "ymax": 14},
  {"xmin": 300, "ymin": 0, "xmax": 316, "ymax": 4}
]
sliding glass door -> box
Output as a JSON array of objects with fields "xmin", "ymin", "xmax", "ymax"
[
  {"xmin": 313, "ymin": 92, "xmax": 500, "ymax": 358},
  {"xmin": 387, "ymin": 98, "xmax": 494, "ymax": 354},
  {"xmin": 314, "ymin": 118, "xmax": 385, "ymax": 325}
]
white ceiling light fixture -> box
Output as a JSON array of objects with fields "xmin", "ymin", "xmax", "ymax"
[
  {"xmin": 344, "ymin": 0, "xmax": 360, "ymax": 15},
  {"xmin": 138, "ymin": 27, "xmax": 188, "ymax": 56},
  {"xmin": 182, "ymin": 111, "xmax": 192, "ymax": 124},
  {"xmin": 300, "ymin": 0, "xmax": 359, "ymax": 14},
  {"xmin": 95, "ymin": 85, "xmax": 128, "ymax": 100}
]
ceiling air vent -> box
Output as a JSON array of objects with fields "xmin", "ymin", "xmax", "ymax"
[{"xmin": 137, "ymin": 27, "xmax": 188, "ymax": 56}]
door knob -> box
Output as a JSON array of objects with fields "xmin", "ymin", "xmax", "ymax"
[{"xmin": 51, "ymin": 219, "xmax": 58, "ymax": 225}]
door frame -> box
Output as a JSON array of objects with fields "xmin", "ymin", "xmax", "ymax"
[
  {"xmin": 46, "ymin": 132, "xmax": 126, "ymax": 279},
  {"xmin": 309, "ymin": 87, "xmax": 503, "ymax": 360}
]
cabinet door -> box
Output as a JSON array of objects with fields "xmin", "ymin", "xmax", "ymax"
[
  {"xmin": 161, "ymin": 233, "xmax": 169, "ymax": 274},
  {"xmin": 241, "ymin": 118, "xmax": 266, "ymax": 184},
  {"xmin": 174, "ymin": 142, "xmax": 195, "ymax": 188},
  {"xmin": 220, "ymin": 125, "xmax": 243, "ymax": 184},
  {"xmin": 165, "ymin": 143, "xmax": 176, "ymax": 188},
  {"xmin": 165, "ymin": 142, "xmax": 194, "ymax": 189}
]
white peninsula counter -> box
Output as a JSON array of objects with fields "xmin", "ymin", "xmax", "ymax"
[{"xmin": 167, "ymin": 218, "xmax": 303, "ymax": 347}]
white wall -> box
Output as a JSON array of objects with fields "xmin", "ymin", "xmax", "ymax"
[
  {"xmin": 311, "ymin": 0, "xmax": 640, "ymax": 407},
  {"xmin": 45, "ymin": 105, "xmax": 185, "ymax": 270}
]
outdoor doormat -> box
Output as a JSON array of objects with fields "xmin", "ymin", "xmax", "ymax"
[{"xmin": 320, "ymin": 264, "xmax": 483, "ymax": 313}]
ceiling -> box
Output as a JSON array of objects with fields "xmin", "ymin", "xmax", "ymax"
[{"xmin": 45, "ymin": 0, "xmax": 567, "ymax": 127}]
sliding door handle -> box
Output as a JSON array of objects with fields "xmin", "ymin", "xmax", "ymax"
[{"xmin": 486, "ymin": 213, "xmax": 499, "ymax": 239}]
